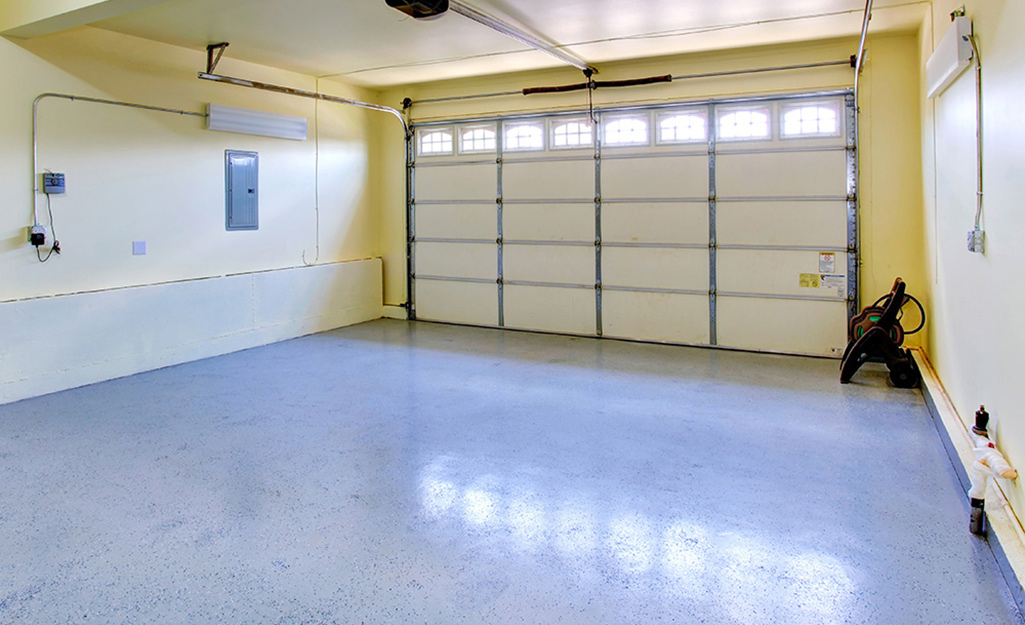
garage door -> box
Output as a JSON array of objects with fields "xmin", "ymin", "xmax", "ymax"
[{"xmin": 409, "ymin": 91, "xmax": 857, "ymax": 357}]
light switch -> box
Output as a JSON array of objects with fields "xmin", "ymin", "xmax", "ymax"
[{"xmin": 133, "ymin": 241, "xmax": 147, "ymax": 255}]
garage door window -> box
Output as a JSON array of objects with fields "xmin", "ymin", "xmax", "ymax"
[
  {"xmin": 657, "ymin": 111, "xmax": 707, "ymax": 143},
  {"xmin": 604, "ymin": 116, "xmax": 649, "ymax": 146},
  {"xmin": 459, "ymin": 125, "xmax": 497, "ymax": 153},
  {"xmin": 781, "ymin": 103, "xmax": 840, "ymax": 137},
  {"xmin": 505, "ymin": 123, "xmax": 545, "ymax": 151},
  {"xmin": 717, "ymin": 108, "xmax": 771, "ymax": 141},
  {"xmin": 419, "ymin": 128, "xmax": 454, "ymax": 155},
  {"xmin": 551, "ymin": 118, "xmax": 593, "ymax": 148}
]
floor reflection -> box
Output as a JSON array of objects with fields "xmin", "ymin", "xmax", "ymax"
[{"xmin": 418, "ymin": 456, "xmax": 859, "ymax": 622}]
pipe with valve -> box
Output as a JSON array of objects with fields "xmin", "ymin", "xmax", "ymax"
[{"xmin": 968, "ymin": 406, "xmax": 1018, "ymax": 535}]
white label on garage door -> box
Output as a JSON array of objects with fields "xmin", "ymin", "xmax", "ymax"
[
  {"xmin": 819, "ymin": 252, "xmax": 836, "ymax": 273},
  {"xmin": 821, "ymin": 274, "xmax": 845, "ymax": 296}
]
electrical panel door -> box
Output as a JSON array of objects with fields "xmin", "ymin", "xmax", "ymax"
[{"xmin": 225, "ymin": 150, "xmax": 258, "ymax": 230}]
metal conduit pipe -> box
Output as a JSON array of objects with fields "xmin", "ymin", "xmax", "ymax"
[
  {"xmin": 966, "ymin": 34, "xmax": 984, "ymax": 233},
  {"xmin": 853, "ymin": 0, "xmax": 874, "ymax": 102},
  {"xmin": 850, "ymin": 0, "xmax": 872, "ymax": 313},
  {"xmin": 31, "ymin": 93, "xmax": 207, "ymax": 226},
  {"xmin": 197, "ymin": 72, "xmax": 408, "ymax": 133}
]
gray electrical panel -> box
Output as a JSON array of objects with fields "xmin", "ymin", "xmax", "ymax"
[{"xmin": 225, "ymin": 150, "xmax": 258, "ymax": 230}]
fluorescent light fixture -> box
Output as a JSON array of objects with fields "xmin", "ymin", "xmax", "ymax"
[
  {"xmin": 206, "ymin": 103, "xmax": 307, "ymax": 140},
  {"xmin": 926, "ymin": 16, "xmax": 974, "ymax": 99}
]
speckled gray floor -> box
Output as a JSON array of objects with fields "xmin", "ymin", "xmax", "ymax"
[{"xmin": 0, "ymin": 319, "xmax": 1021, "ymax": 624}]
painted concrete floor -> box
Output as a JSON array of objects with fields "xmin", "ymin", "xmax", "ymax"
[{"xmin": 0, "ymin": 319, "xmax": 1021, "ymax": 625}]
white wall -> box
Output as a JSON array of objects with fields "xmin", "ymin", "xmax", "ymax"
[
  {"xmin": 0, "ymin": 260, "xmax": 383, "ymax": 404},
  {"xmin": 0, "ymin": 27, "xmax": 383, "ymax": 404},
  {"xmin": 921, "ymin": 0, "xmax": 1025, "ymax": 514}
]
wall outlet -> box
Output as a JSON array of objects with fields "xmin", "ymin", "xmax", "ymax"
[{"xmin": 967, "ymin": 227, "xmax": 985, "ymax": 253}]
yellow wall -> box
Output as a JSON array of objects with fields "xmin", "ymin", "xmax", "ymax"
[
  {"xmin": 374, "ymin": 33, "xmax": 928, "ymax": 336},
  {"xmin": 921, "ymin": 0, "xmax": 1025, "ymax": 516},
  {"xmin": 0, "ymin": 26, "xmax": 383, "ymax": 403}
]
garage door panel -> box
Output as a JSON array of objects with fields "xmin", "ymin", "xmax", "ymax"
[
  {"xmin": 504, "ymin": 245, "xmax": 594, "ymax": 284},
  {"xmin": 504, "ymin": 161, "xmax": 593, "ymax": 200},
  {"xmin": 717, "ymin": 201, "xmax": 847, "ymax": 247},
  {"xmin": 504, "ymin": 203, "xmax": 594, "ymax": 241},
  {"xmin": 416, "ymin": 280, "xmax": 498, "ymax": 326},
  {"xmin": 602, "ymin": 155, "xmax": 707, "ymax": 199},
  {"xmin": 602, "ymin": 248, "xmax": 708, "ymax": 292},
  {"xmin": 717, "ymin": 151, "xmax": 846, "ymax": 198},
  {"xmin": 603, "ymin": 291, "xmax": 709, "ymax": 344},
  {"xmin": 416, "ymin": 242, "xmax": 496, "ymax": 280},
  {"xmin": 718, "ymin": 297, "xmax": 848, "ymax": 356},
  {"xmin": 416, "ymin": 204, "xmax": 496, "ymax": 240},
  {"xmin": 504, "ymin": 285, "xmax": 595, "ymax": 335},
  {"xmin": 718, "ymin": 249, "xmax": 848, "ymax": 298},
  {"xmin": 411, "ymin": 94, "xmax": 855, "ymax": 356},
  {"xmin": 416, "ymin": 163, "xmax": 496, "ymax": 201},
  {"xmin": 603, "ymin": 203, "xmax": 707, "ymax": 245}
]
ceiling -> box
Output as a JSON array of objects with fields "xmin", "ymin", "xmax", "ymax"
[{"xmin": 92, "ymin": 0, "xmax": 928, "ymax": 87}]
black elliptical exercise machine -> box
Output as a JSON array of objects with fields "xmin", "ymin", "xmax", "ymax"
[{"xmin": 840, "ymin": 278, "xmax": 924, "ymax": 388}]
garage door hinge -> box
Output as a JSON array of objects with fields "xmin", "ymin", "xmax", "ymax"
[
  {"xmin": 847, "ymin": 193, "xmax": 857, "ymax": 201},
  {"xmin": 708, "ymin": 194, "xmax": 717, "ymax": 201}
]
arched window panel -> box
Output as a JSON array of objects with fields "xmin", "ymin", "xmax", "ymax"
[
  {"xmin": 781, "ymin": 103, "xmax": 841, "ymax": 137},
  {"xmin": 504, "ymin": 123, "xmax": 544, "ymax": 151},
  {"xmin": 459, "ymin": 125, "xmax": 497, "ymax": 153},
  {"xmin": 717, "ymin": 108, "xmax": 771, "ymax": 141},
  {"xmin": 551, "ymin": 118, "xmax": 594, "ymax": 148},
  {"xmin": 604, "ymin": 116, "xmax": 649, "ymax": 146},
  {"xmin": 418, "ymin": 128, "xmax": 454, "ymax": 155},
  {"xmin": 657, "ymin": 112, "xmax": 707, "ymax": 144}
]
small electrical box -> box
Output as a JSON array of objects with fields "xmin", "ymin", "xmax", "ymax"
[
  {"xmin": 43, "ymin": 172, "xmax": 65, "ymax": 194},
  {"xmin": 30, "ymin": 225, "xmax": 46, "ymax": 247},
  {"xmin": 967, "ymin": 227, "xmax": 985, "ymax": 253}
]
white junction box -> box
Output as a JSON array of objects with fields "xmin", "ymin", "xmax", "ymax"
[{"xmin": 967, "ymin": 228, "xmax": 985, "ymax": 253}]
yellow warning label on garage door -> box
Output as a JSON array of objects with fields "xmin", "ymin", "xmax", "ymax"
[{"xmin": 799, "ymin": 273, "xmax": 821, "ymax": 288}]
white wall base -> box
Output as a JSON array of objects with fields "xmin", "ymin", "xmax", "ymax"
[
  {"xmin": 0, "ymin": 258, "xmax": 383, "ymax": 405},
  {"xmin": 915, "ymin": 348, "xmax": 1025, "ymax": 613}
]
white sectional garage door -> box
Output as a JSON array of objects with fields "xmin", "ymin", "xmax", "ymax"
[{"xmin": 409, "ymin": 91, "xmax": 857, "ymax": 357}]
